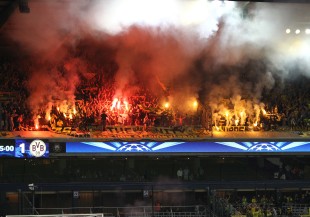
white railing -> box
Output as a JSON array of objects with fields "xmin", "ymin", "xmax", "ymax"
[{"xmin": 19, "ymin": 205, "xmax": 208, "ymax": 217}]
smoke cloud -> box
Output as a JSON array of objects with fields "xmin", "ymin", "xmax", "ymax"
[{"xmin": 2, "ymin": 0, "xmax": 310, "ymax": 122}]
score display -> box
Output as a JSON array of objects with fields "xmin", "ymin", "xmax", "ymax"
[
  {"xmin": 0, "ymin": 140, "xmax": 15, "ymax": 157},
  {"xmin": 0, "ymin": 139, "xmax": 49, "ymax": 158}
]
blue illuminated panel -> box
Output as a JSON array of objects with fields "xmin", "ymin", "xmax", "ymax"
[
  {"xmin": 66, "ymin": 141, "xmax": 310, "ymax": 154},
  {"xmin": 0, "ymin": 139, "xmax": 49, "ymax": 158},
  {"xmin": 15, "ymin": 139, "xmax": 49, "ymax": 158}
]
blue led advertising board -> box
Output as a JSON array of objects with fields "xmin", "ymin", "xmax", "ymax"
[
  {"xmin": 2, "ymin": 139, "xmax": 310, "ymax": 157},
  {"xmin": 66, "ymin": 141, "xmax": 310, "ymax": 154},
  {"xmin": 0, "ymin": 139, "xmax": 49, "ymax": 158}
]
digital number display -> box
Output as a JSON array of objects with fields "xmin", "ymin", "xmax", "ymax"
[
  {"xmin": 0, "ymin": 145, "xmax": 15, "ymax": 152},
  {"xmin": 0, "ymin": 140, "xmax": 16, "ymax": 157},
  {"xmin": 0, "ymin": 139, "xmax": 49, "ymax": 158}
]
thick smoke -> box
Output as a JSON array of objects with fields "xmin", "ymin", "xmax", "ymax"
[{"xmin": 2, "ymin": 0, "xmax": 310, "ymax": 123}]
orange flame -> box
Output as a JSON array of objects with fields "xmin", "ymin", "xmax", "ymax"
[
  {"xmin": 235, "ymin": 119, "xmax": 239, "ymax": 126},
  {"xmin": 124, "ymin": 100, "xmax": 129, "ymax": 111},
  {"xmin": 111, "ymin": 98, "xmax": 118, "ymax": 110},
  {"xmin": 164, "ymin": 102, "xmax": 170, "ymax": 109}
]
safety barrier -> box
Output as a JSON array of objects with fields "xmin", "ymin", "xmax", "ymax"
[{"xmin": 20, "ymin": 205, "xmax": 208, "ymax": 217}]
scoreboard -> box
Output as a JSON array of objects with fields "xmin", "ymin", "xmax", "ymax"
[{"xmin": 0, "ymin": 139, "xmax": 49, "ymax": 158}]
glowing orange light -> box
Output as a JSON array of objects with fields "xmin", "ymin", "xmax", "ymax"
[
  {"xmin": 235, "ymin": 119, "xmax": 239, "ymax": 126},
  {"xmin": 253, "ymin": 122, "xmax": 258, "ymax": 127},
  {"xmin": 164, "ymin": 102, "xmax": 170, "ymax": 109},
  {"xmin": 69, "ymin": 113, "xmax": 73, "ymax": 119},
  {"xmin": 35, "ymin": 124, "xmax": 39, "ymax": 130},
  {"xmin": 111, "ymin": 98, "xmax": 118, "ymax": 110},
  {"xmin": 124, "ymin": 100, "xmax": 129, "ymax": 111},
  {"xmin": 64, "ymin": 113, "xmax": 67, "ymax": 118},
  {"xmin": 73, "ymin": 107, "xmax": 77, "ymax": 115},
  {"xmin": 262, "ymin": 108, "xmax": 267, "ymax": 115}
]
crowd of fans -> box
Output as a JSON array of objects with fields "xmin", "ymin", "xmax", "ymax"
[
  {"xmin": 0, "ymin": 58, "xmax": 310, "ymax": 133},
  {"xmin": 264, "ymin": 77, "xmax": 310, "ymax": 131},
  {"xmin": 213, "ymin": 191, "xmax": 310, "ymax": 217},
  {"xmin": 0, "ymin": 58, "xmax": 204, "ymax": 133},
  {"xmin": 0, "ymin": 59, "xmax": 32, "ymax": 131}
]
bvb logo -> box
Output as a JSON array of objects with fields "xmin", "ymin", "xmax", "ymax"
[{"xmin": 29, "ymin": 140, "xmax": 47, "ymax": 157}]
